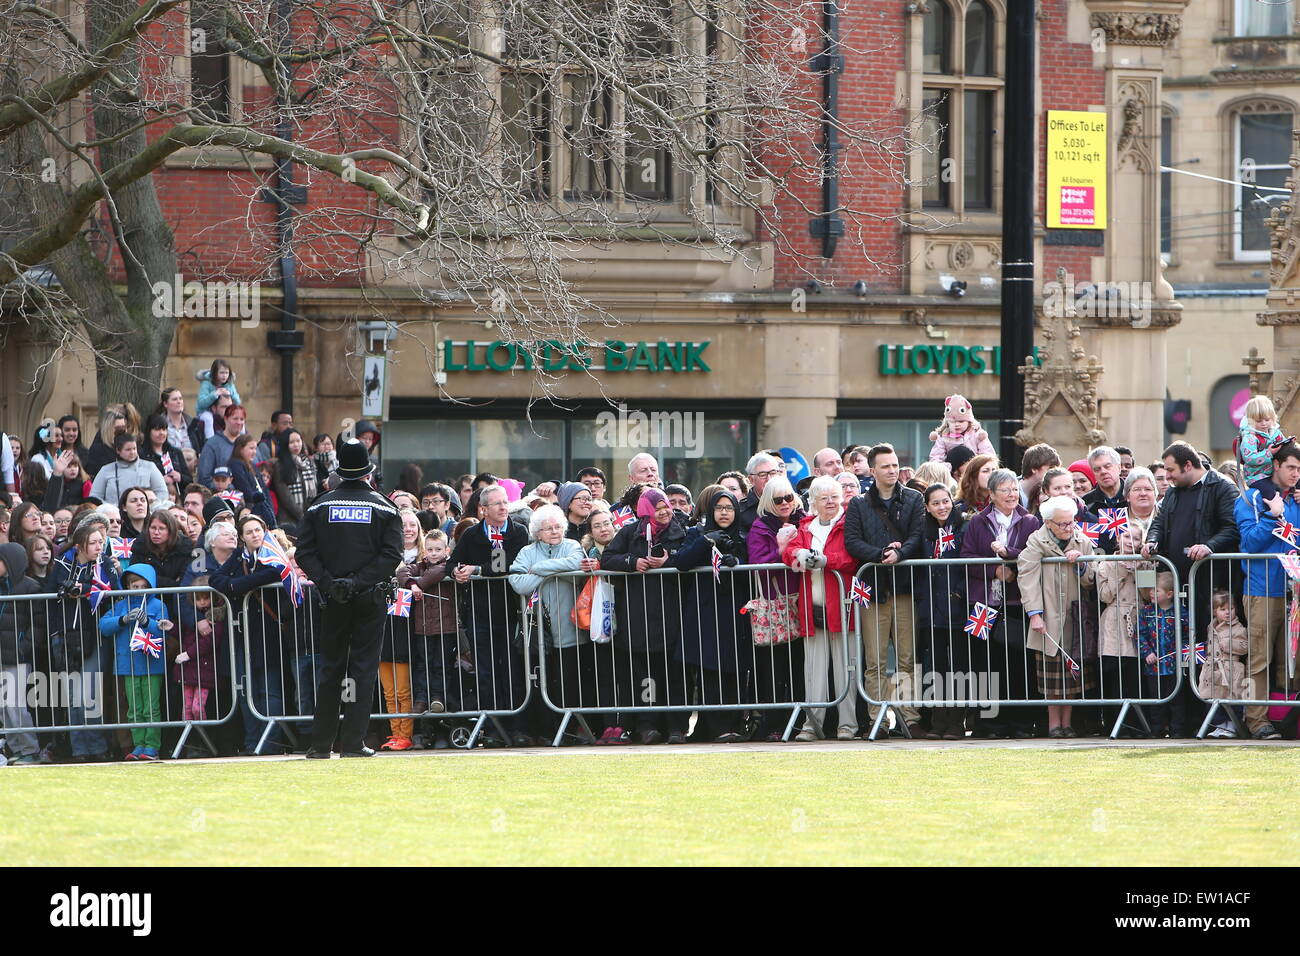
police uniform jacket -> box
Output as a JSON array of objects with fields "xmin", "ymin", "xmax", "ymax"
[{"xmin": 294, "ymin": 480, "xmax": 404, "ymax": 597}]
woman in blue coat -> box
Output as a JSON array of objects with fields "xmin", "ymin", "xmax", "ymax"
[{"xmin": 671, "ymin": 486, "xmax": 751, "ymax": 742}]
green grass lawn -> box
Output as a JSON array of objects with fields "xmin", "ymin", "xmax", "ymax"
[{"xmin": 3, "ymin": 747, "xmax": 1298, "ymax": 866}]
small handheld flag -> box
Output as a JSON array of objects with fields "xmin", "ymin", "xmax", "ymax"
[
  {"xmin": 1098, "ymin": 508, "xmax": 1129, "ymax": 537},
  {"xmin": 1277, "ymin": 553, "xmax": 1300, "ymax": 581},
  {"xmin": 160, "ymin": 451, "xmax": 175, "ymax": 476},
  {"xmin": 1273, "ymin": 519, "xmax": 1300, "ymax": 549},
  {"xmin": 611, "ymin": 507, "xmax": 636, "ymax": 530},
  {"xmin": 965, "ymin": 602, "xmax": 998, "ymax": 641},
  {"xmin": 217, "ymin": 489, "xmax": 244, "ymax": 506},
  {"xmin": 711, "ymin": 545, "xmax": 723, "ymax": 583},
  {"xmin": 486, "ymin": 522, "xmax": 505, "ymax": 550},
  {"xmin": 86, "ymin": 561, "xmax": 113, "ymax": 611},
  {"xmin": 850, "ymin": 578, "xmax": 872, "ymax": 609},
  {"xmin": 1077, "ymin": 522, "xmax": 1103, "ymax": 543},
  {"xmin": 254, "ymin": 536, "xmax": 305, "ymax": 607},
  {"xmin": 387, "ymin": 588, "xmax": 413, "ymax": 617},
  {"xmin": 527, "ymin": 590, "xmax": 539, "ymax": 611},
  {"xmin": 110, "ymin": 537, "xmax": 134, "ymax": 561},
  {"xmin": 934, "ymin": 525, "xmax": 955, "ymax": 558},
  {"xmin": 129, "ymin": 623, "xmax": 162, "ymax": 659}
]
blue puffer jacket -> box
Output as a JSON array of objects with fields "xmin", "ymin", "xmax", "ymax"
[
  {"xmin": 1235, "ymin": 487, "xmax": 1300, "ymax": 597},
  {"xmin": 99, "ymin": 563, "xmax": 169, "ymax": 676}
]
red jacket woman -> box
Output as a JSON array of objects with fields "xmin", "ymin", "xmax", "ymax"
[{"xmin": 780, "ymin": 510, "xmax": 858, "ymax": 637}]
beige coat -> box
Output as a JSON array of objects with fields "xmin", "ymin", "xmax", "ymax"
[
  {"xmin": 1096, "ymin": 558, "xmax": 1152, "ymax": 657},
  {"xmin": 1017, "ymin": 526, "xmax": 1096, "ymax": 657},
  {"xmin": 1198, "ymin": 619, "xmax": 1250, "ymax": 699}
]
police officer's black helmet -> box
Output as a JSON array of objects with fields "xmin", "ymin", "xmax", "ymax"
[{"xmin": 336, "ymin": 438, "xmax": 375, "ymax": 480}]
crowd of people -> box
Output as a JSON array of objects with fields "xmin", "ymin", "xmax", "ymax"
[{"xmin": 0, "ymin": 381, "xmax": 1298, "ymax": 763}]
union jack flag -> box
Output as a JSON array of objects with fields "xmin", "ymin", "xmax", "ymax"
[
  {"xmin": 1098, "ymin": 508, "xmax": 1129, "ymax": 537},
  {"xmin": 1273, "ymin": 519, "xmax": 1300, "ymax": 549},
  {"xmin": 1278, "ymin": 553, "xmax": 1300, "ymax": 581},
  {"xmin": 1077, "ymin": 522, "xmax": 1103, "ymax": 543},
  {"xmin": 129, "ymin": 623, "xmax": 162, "ymax": 659},
  {"xmin": 159, "ymin": 451, "xmax": 175, "ymax": 476},
  {"xmin": 527, "ymin": 590, "xmax": 539, "ymax": 611},
  {"xmin": 611, "ymin": 507, "xmax": 637, "ymax": 530},
  {"xmin": 965, "ymin": 602, "xmax": 999, "ymax": 641},
  {"xmin": 711, "ymin": 544, "xmax": 723, "ymax": 582},
  {"xmin": 86, "ymin": 560, "xmax": 113, "ymax": 611},
  {"xmin": 109, "ymin": 537, "xmax": 135, "ymax": 561},
  {"xmin": 933, "ymin": 525, "xmax": 955, "ymax": 558},
  {"xmin": 255, "ymin": 536, "xmax": 305, "ymax": 607},
  {"xmin": 217, "ymin": 489, "xmax": 244, "ymax": 506},
  {"xmin": 387, "ymin": 588, "xmax": 413, "ymax": 618},
  {"xmin": 485, "ymin": 522, "xmax": 505, "ymax": 550},
  {"xmin": 850, "ymin": 578, "xmax": 872, "ymax": 609},
  {"xmin": 1158, "ymin": 642, "xmax": 1207, "ymax": 665}
]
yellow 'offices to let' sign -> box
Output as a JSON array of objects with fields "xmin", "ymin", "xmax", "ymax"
[{"xmin": 1046, "ymin": 110, "xmax": 1107, "ymax": 230}]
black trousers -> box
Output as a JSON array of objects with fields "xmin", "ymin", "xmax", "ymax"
[
  {"xmin": 970, "ymin": 618, "xmax": 1038, "ymax": 733},
  {"xmin": 309, "ymin": 594, "xmax": 386, "ymax": 753},
  {"xmin": 613, "ymin": 646, "xmax": 689, "ymax": 735}
]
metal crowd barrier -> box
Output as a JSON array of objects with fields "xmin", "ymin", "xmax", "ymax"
[
  {"xmin": 238, "ymin": 573, "xmax": 533, "ymax": 754},
  {"xmin": 527, "ymin": 563, "xmax": 856, "ymax": 746},
  {"xmin": 1187, "ymin": 553, "xmax": 1300, "ymax": 739},
  {"xmin": 853, "ymin": 553, "xmax": 1186, "ymax": 740},
  {"xmin": 0, "ymin": 586, "xmax": 238, "ymax": 761}
]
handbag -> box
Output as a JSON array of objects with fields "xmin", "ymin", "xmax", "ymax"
[
  {"xmin": 741, "ymin": 572, "xmax": 800, "ymax": 646},
  {"xmin": 571, "ymin": 576, "xmax": 595, "ymax": 629}
]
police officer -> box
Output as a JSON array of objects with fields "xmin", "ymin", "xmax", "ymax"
[{"xmin": 295, "ymin": 439, "xmax": 403, "ymax": 757}]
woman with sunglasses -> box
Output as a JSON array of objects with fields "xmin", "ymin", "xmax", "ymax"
[{"xmin": 745, "ymin": 475, "xmax": 807, "ymax": 741}]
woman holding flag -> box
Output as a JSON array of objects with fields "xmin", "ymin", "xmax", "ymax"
[
  {"xmin": 140, "ymin": 413, "xmax": 192, "ymax": 502},
  {"xmin": 1017, "ymin": 496, "xmax": 1099, "ymax": 738},
  {"xmin": 671, "ymin": 485, "xmax": 750, "ymax": 743},
  {"xmin": 212, "ymin": 515, "xmax": 290, "ymax": 755},
  {"xmin": 47, "ymin": 518, "xmax": 119, "ymax": 761},
  {"xmin": 913, "ymin": 483, "xmax": 971, "ymax": 739}
]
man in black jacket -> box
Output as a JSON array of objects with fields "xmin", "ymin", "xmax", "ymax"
[
  {"xmin": 295, "ymin": 440, "xmax": 404, "ymax": 758},
  {"xmin": 843, "ymin": 443, "xmax": 925, "ymax": 737},
  {"xmin": 447, "ymin": 483, "xmax": 531, "ymax": 746},
  {"xmin": 1143, "ymin": 441, "xmax": 1240, "ymax": 635}
]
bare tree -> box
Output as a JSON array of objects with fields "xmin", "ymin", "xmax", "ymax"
[{"xmin": 0, "ymin": 0, "xmax": 920, "ymax": 415}]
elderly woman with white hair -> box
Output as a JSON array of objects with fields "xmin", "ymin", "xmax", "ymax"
[
  {"xmin": 781, "ymin": 475, "xmax": 859, "ymax": 741},
  {"xmin": 1017, "ymin": 494, "xmax": 1099, "ymax": 737},
  {"xmin": 511, "ymin": 503, "xmax": 600, "ymax": 743}
]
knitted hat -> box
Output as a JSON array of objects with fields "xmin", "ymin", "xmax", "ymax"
[
  {"xmin": 557, "ymin": 481, "xmax": 587, "ymax": 515},
  {"xmin": 1067, "ymin": 460, "xmax": 1097, "ymax": 486},
  {"xmin": 943, "ymin": 394, "xmax": 975, "ymax": 424}
]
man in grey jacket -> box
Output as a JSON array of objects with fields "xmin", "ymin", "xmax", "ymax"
[{"xmin": 88, "ymin": 432, "xmax": 170, "ymax": 507}]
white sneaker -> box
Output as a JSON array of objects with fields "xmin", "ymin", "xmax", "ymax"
[
  {"xmin": 836, "ymin": 727, "xmax": 858, "ymax": 740},
  {"xmin": 794, "ymin": 730, "xmax": 817, "ymax": 742},
  {"xmin": 1207, "ymin": 726, "xmax": 1234, "ymax": 738}
]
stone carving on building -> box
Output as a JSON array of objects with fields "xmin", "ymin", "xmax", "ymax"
[
  {"xmin": 1115, "ymin": 83, "xmax": 1154, "ymax": 172},
  {"xmin": 1087, "ymin": 11, "xmax": 1182, "ymax": 46},
  {"xmin": 1258, "ymin": 128, "xmax": 1300, "ymax": 430},
  {"xmin": 1016, "ymin": 299, "xmax": 1108, "ymax": 456}
]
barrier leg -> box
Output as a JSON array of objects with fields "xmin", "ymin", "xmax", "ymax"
[
  {"xmin": 551, "ymin": 710, "xmax": 573, "ymax": 748},
  {"xmin": 781, "ymin": 707, "xmax": 801, "ymax": 742},
  {"xmin": 172, "ymin": 724, "xmax": 194, "ymax": 760},
  {"xmin": 1196, "ymin": 701, "xmax": 1222, "ymax": 740},
  {"xmin": 1109, "ymin": 702, "xmax": 1132, "ymax": 740},
  {"xmin": 253, "ymin": 720, "xmax": 275, "ymax": 756},
  {"xmin": 465, "ymin": 713, "xmax": 488, "ymax": 748},
  {"xmin": 868, "ymin": 706, "xmax": 890, "ymax": 741}
]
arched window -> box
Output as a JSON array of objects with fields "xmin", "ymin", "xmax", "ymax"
[
  {"xmin": 965, "ymin": 0, "xmax": 994, "ymax": 76},
  {"xmin": 923, "ymin": 2, "xmax": 952, "ymax": 74}
]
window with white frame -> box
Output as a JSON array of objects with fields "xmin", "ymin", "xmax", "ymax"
[
  {"xmin": 1235, "ymin": 0, "xmax": 1293, "ymax": 36},
  {"xmin": 919, "ymin": 0, "xmax": 1000, "ymax": 212},
  {"xmin": 1233, "ymin": 107, "xmax": 1292, "ymax": 260}
]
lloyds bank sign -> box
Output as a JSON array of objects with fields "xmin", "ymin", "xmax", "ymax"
[{"xmin": 442, "ymin": 339, "xmax": 711, "ymax": 373}]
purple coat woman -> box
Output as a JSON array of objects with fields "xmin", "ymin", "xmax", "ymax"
[{"xmin": 959, "ymin": 502, "xmax": 1040, "ymax": 606}]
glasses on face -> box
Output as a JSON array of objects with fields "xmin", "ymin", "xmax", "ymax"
[
  {"xmin": 582, "ymin": 479, "xmax": 605, "ymax": 489},
  {"xmin": 1048, "ymin": 518, "xmax": 1074, "ymax": 530},
  {"xmin": 715, "ymin": 503, "xmax": 735, "ymax": 512},
  {"xmin": 773, "ymin": 494, "xmax": 795, "ymax": 505},
  {"xmin": 573, "ymin": 493, "xmax": 593, "ymax": 503},
  {"xmin": 753, "ymin": 469, "xmax": 780, "ymax": 480}
]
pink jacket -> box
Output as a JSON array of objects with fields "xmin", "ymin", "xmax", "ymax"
[{"xmin": 928, "ymin": 427, "xmax": 995, "ymax": 462}]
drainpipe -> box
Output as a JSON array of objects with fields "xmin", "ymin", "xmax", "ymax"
[
  {"xmin": 263, "ymin": 0, "xmax": 305, "ymax": 412},
  {"xmin": 808, "ymin": 0, "xmax": 844, "ymax": 259}
]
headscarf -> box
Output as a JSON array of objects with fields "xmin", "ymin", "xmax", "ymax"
[
  {"xmin": 636, "ymin": 486, "xmax": 672, "ymax": 542},
  {"xmin": 702, "ymin": 487, "xmax": 745, "ymax": 555}
]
